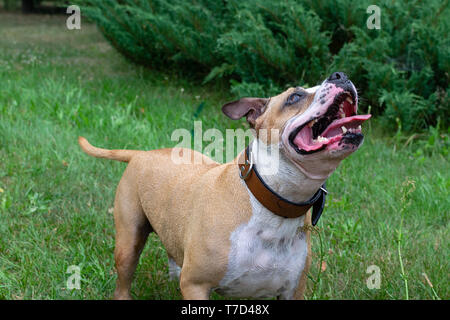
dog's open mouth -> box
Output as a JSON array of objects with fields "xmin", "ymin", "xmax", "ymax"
[{"xmin": 289, "ymin": 91, "xmax": 371, "ymax": 154}]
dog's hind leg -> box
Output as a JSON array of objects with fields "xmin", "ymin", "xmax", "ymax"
[{"xmin": 112, "ymin": 170, "xmax": 152, "ymax": 300}]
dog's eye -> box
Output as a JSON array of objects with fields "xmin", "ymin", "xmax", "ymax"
[{"xmin": 286, "ymin": 92, "xmax": 306, "ymax": 105}]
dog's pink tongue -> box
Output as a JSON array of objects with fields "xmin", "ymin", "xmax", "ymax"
[
  {"xmin": 293, "ymin": 126, "xmax": 325, "ymax": 152},
  {"xmin": 292, "ymin": 114, "xmax": 372, "ymax": 152}
]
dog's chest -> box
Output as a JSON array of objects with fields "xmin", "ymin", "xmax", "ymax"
[{"xmin": 216, "ymin": 205, "xmax": 307, "ymax": 299}]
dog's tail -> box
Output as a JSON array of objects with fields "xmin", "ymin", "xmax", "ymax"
[{"xmin": 78, "ymin": 136, "xmax": 140, "ymax": 163}]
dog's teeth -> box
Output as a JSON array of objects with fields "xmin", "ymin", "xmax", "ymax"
[
  {"xmin": 358, "ymin": 125, "xmax": 362, "ymax": 130},
  {"xmin": 308, "ymin": 119, "xmax": 318, "ymax": 127},
  {"xmin": 346, "ymin": 97, "xmax": 353, "ymax": 104},
  {"xmin": 340, "ymin": 113, "xmax": 345, "ymax": 118},
  {"xmin": 317, "ymin": 136, "xmax": 329, "ymax": 143},
  {"xmin": 341, "ymin": 126, "xmax": 347, "ymax": 133}
]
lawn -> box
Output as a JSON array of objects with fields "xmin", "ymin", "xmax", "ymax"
[{"xmin": 0, "ymin": 13, "xmax": 448, "ymax": 300}]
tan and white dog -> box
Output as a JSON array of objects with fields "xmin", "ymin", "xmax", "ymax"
[{"xmin": 78, "ymin": 72, "xmax": 371, "ymax": 300}]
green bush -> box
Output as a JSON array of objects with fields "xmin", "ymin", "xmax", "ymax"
[
  {"xmin": 1, "ymin": 0, "xmax": 20, "ymax": 10},
  {"xmin": 80, "ymin": 0, "xmax": 227, "ymax": 76},
  {"xmin": 79, "ymin": 0, "xmax": 449, "ymax": 132}
]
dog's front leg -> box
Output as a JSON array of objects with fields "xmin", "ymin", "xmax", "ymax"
[
  {"xmin": 179, "ymin": 271, "xmax": 211, "ymax": 300},
  {"xmin": 292, "ymin": 211, "xmax": 312, "ymax": 300}
]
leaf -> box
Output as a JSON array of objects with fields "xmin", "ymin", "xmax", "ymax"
[{"xmin": 203, "ymin": 63, "xmax": 234, "ymax": 84}]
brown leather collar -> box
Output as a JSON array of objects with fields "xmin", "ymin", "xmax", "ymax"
[{"xmin": 238, "ymin": 146, "xmax": 327, "ymax": 224}]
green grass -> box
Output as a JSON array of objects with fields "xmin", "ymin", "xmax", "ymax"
[{"xmin": 0, "ymin": 13, "xmax": 448, "ymax": 300}]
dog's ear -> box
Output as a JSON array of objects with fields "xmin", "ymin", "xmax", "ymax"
[{"xmin": 222, "ymin": 98, "xmax": 268, "ymax": 127}]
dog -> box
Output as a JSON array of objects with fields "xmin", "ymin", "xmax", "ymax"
[{"xmin": 78, "ymin": 72, "xmax": 371, "ymax": 300}]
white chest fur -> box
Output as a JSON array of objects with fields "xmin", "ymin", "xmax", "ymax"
[{"xmin": 215, "ymin": 192, "xmax": 308, "ymax": 299}]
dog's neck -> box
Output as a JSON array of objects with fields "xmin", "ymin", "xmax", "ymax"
[{"xmin": 250, "ymin": 139, "xmax": 335, "ymax": 203}]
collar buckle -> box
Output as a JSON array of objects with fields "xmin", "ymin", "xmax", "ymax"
[{"xmin": 239, "ymin": 152, "xmax": 253, "ymax": 180}]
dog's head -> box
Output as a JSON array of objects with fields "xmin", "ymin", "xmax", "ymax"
[{"xmin": 222, "ymin": 72, "xmax": 371, "ymax": 177}]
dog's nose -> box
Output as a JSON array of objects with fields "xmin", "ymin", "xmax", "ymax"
[{"xmin": 328, "ymin": 72, "xmax": 348, "ymax": 83}]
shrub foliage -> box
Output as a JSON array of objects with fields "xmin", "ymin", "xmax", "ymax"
[{"xmin": 80, "ymin": 0, "xmax": 449, "ymax": 132}]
